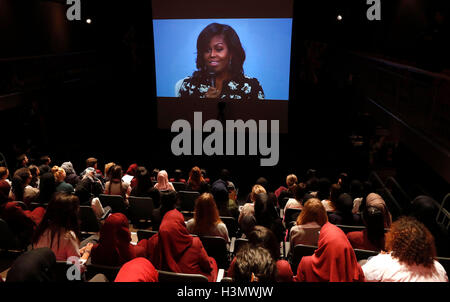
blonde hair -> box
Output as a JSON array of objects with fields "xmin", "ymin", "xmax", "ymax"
[
  {"xmin": 51, "ymin": 166, "xmax": 66, "ymax": 182},
  {"xmin": 250, "ymin": 184, "xmax": 266, "ymax": 202},
  {"xmin": 104, "ymin": 162, "xmax": 116, "ymax": 178},
  {"xmin": 286, "ymin": 174, "xmax": 298, "ymax": 187},
  {"xmin": 296, "ymin": 198, "xmax": 328, "ymax": 226}
]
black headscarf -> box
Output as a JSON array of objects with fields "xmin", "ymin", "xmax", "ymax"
[{"xmin": 6, "ymin": 248, "xmax": 56, "ymax": 282}]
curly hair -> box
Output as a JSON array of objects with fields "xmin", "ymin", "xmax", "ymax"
[
  {"xmin": 233, "ymin": 245, "xmax": 277, "ymax": 282},
  {"xmin": 385, "ymin": 216, "xmax": 436, "ymax": 267}
]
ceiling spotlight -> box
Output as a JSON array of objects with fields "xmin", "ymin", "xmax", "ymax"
[
  {"xmin": 86, "ymin": 19, "xmax": 92, "ymax": 24},
  {"xmin": 337, "ymin": 15, "xmax": 343, "ymax": 21}
]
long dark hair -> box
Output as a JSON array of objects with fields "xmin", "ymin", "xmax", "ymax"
[
  {"xmin": 37, "ymin": 172, "xmax": 56, "ymax": 204},
  {"xmin": 192, "ymin": 23, "xmax": 246, "ymax": 83},
  {"xmin": 11, "ymin": 168, "xmax": 31, "ymax": 202},
  {"xmin": 135, "ymin": 167, "xmax": 152, "ymax": 195},
  {"xmin": 362, "ymin": 206, "xmax": 386, "ymax": 251},
  {"xmin": 33, "ymin": 192, "xmax": 80, "ymax": 250}
]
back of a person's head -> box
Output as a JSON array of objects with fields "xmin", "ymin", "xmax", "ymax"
[
  {"xmin": 329, "ymin": 183, "xmax": 343, "ymax": 203},
  {"xmin": 104, "ymin": 162, "xmax": 116, "ymax": 179},
  {"xmin": 219, "ymin": 169, "xmax": 230, "ymax": 182},
  {"xmin": 51, "ymin": 166, "xmax": 66, "ymax": 183},
  {"xmin": 233, "ymin": 245, "xmax": 277, "ymax": 282},
  {"xmin": 86, "ymin": 157, "xmax": 98, "ymax": 168},
  {"xmin": 349, "ymin": 179, "xmax": 364, "ymax": 199},
  {"xmin": 250, "ymin": 184, "xmax": 267, "ymax": 203},
  {"xmin": 255, "ymin": 177, "xmax": 269, "ymax": 191},
  {"xmin": 317, "ymin": 178, "xmax": 331, "ymax": 200},
  {"xmin": 286, "ymin": 174, "xmax": 298, "ymax": 188},
  {"xmin": 173, "ymin": 169, "xmax": 183, "ymax": 180},
  {"xmin": 248, "ymin": 225, "xmax": 280, "ymax": 260},
  {"xmin": 211, "ymin": 179, "xmax": 229, "ymax": 206},
  {"xmin": 385, "ymin": 216, "xmax": 436, "ymax": 267},
  {"xmin": 409, "ymin": 195, "xmax": 438, "ymax": 228},
  {"xmin": 296, "ymin": 198, "xmax": 328, "ymax": 226},
  {"xmin": 362, "ymin": 206, "xmax": 385, "ymax": 250},
  {"xmin": 110, "ymin": 165, "xmax": 123, "ymax": 181},
  {"xmin": 136, "ymin": 167, "xmax": 151, "ymax": 190},
  {"xmin": 39, "ymin": 155, "xmax": 51, "ymax": 166},
  {"xmin": 6, "ymin": 248, "xmax": 56, "ymax": 282},
  {"xmin": 38, "ymin": 164, "xmax": 50, "ymax": 174},
  {"xmin": 33, "ymin": 192, "xmax": 80, "ymax": 244},
  {"xmin": 38, "ymin": 172, "xmax": 57, "ymax": 203},
  {"xmin": 193, "ymin": 193, "xmax": 220, "ymax": 232},
  {"xmin": 254, "ymin": 193, "xmax": 269, "ymax": 223},
  {"xmin": 293, "ymin": 182, "xmax": 308, "ymax": 202},
  {"xmin": 337, "ymin": 172, "xmax": 349, "ymax": 192},
  {"xmin": 0, "ymin": 166, "xmax": 8, "ymax": 179},
  {"xmin": 160, "ymin": 190, "xmax": 177, "ymax": 210},
  {"xmin": 11, "ymin": 167, "xmax": 31, "ymax": 201},
  {"xmin": 335, "ymin": 193, "xmax": 354, "ymax": 214},
  {"xmin": 0, "ymin": 179, "xmax": 11, "ymax": 204},
  {"xmin": 188, "ymin": 166, "xmax": 202, "ymax": 183}
]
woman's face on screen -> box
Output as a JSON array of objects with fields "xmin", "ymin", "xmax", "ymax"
[{"xmin": 203, "ymin": 35, "xmax": 231, "ymax": 74}]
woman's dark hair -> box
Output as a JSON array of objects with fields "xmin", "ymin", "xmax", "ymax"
[
  {"xmin": 28, "ymin": 165, "xmax": 40, "ymax": 188},
  {"xmin": 317, "ymin": 177, "xmax": 331, "ymax": 200},
  {"xmin": 11, "ymin": 168, "xmax": 31, "ymax": 202},
  {"xmin": 33, "ymin": 192, "xmax": 80, "ymax": 249},
  {"xmin": 293, "ymin": 183, "xmax": 308, "ymax": 204},
  {"xmin": 135, "ymin": 167, "xmax": 151, "ymax": 194},
  {"xmin": 362, "ymin": 206, "xmax": 386, "ymax": 251},
  {"xmin": 160, "ymin": 191, "xmax": 177, "ymax": 217},
  {"xmin": 173, "ymin": 169, "xmax": 183, "ymax": 181},
  {"xmin": 37, "ymin": 172, "xmax": 57, "ymax": 204},
  {"xmin": 248, "ymin": 225, "xmax": 280, "ymax": 259},
  {"xmin": 110, "ymin": 165, "xmax": 123, "ymax": 182},
  {"xmin": 349, "ymin": 179, "xmax": 364, "ymax": 200},
  {"xmin": 193, "ymin": 23, "xmax": 246, "ymax": 82}
]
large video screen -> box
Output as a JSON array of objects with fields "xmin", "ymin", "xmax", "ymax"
[
  {"xmin": 153, "ymin": 18, "xmax": 293, "ymax": 100},
  {"xmin": 152, "ymin": 0, "xmax": 294, "ymax": 132}
]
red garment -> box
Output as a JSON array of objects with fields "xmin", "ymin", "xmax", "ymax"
[
  {"xmin": 346, "ymin": 230, "xmax": 384, "ymax": 252},
  {"xmin": 227, "ymin": 257, "xmax": 293, "ymax": 282},
  {"xmin": 169, "ymin": 178, "xmax": 186, "ymax": 183},
  {"xmin": 126, "ymin": 164, "xmax": 138, "ymax": 177},
  {"xmin": 138, "ymin": 209, "xmax": 218, "ymax": 282},
  {"xmin": 295, "ymin": 222, "xmax": 365, "ymax": 282},
  {"xmin": 130, "ymin": 177, "xmax": 138, "ymax": 189},
  {"xmin": 114, "ymin": 257, "xmax": 158, "ymax": 282},
  {"xmin": 275, "ymin": 186, "xmax": 288, "ymax": 199},
  {"xmin": 91, "ymin": 213, "xmax": 145, "ymax": 266},
  {"xmin": 1, "ymin": 202, "xmax": 45, "ymax": 228}
]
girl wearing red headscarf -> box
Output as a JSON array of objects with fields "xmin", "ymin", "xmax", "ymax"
[
  {"xmin": 138, "ymin": 209, "xmax": 218, "ymax": 282},
  {"xmin": 114, "ymin": 257, "xmax": 159, "ymax": 282},
  {"xmin": 294, "ymin": 222, "xmax": 365, "ymax": 282},
  {"xmin": 91, "ymin": 213, "xmax": 145, "ymax": 266}
]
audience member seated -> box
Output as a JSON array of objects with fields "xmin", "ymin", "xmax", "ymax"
[
  {"xmin": 123, "ymin": 163, "xmax": 138, "ymax": 187},
  {"xmin": 52, "ymin": 166, "xmax": 74, "ymax": 193},
  {"xmin": 32, "ymin": 192, "xmax": 93, "ymax": 263},
  {"xmin": 347, "ymin": 206, "xmax": 386, "ymax": 251},
  {"xmin": 150, "ymin": 168, "xmax": 159, "ymax": 183},
  {"xmin": 211, "ymin": 179, "xmax": 238, "ymax": 219},
  {"xmin": 36, "ymin": 172, "xmax": 56, "ymax": 204},
  {"xmin": 10, "ymin": 167, "xmax": 39, "ymax": 206},
  {"xmin": 337, "ymin": 172, "xmax": 349, "ymax": 193},
  {"xmin": 28, "ymin": 165, "xmax": 40, "ymax": 188},
  {"xmin": 103, "ymin": 162, "xmax": 116, "ymax": 183},
  {"xmin": 362, "ymin": 216, "xmax": 448, "ymax": 282},
  {"xmin": 6, "ymin": 248, "xmax": 56, "ymax": 282},
  {"xmin": 294, "ymin": 222, "xmax": 365, "ymax": 282},
  {"xmin": 91, "ymin": 213, "xmax": 146, "ymax": 266},
  {"xmin": 80, "ymin": 157, "xmax": 104, "ymax": 184},
  {"xmin": 104, "ymin": 165, "xmax": 131, "ymax": 206},
  {"xmin": 226, "ymin": 181, "xmax": 239, "ymax": 216},
  {"xmin": 75, "ymin": 168, "xmax": 105, "ymax": 205},
  {"xmin": 254, "ymin": 193, "xmax": 285, "ymax": 242},
  {"xmin": 170, "ymin": 168, "xmax": 186, "ymax": 183},
  {"xmin": 290, "ymin": 198, "xmax": 327, "ymax": 247},
  {"xmin": 232, "ymin": 245, "xmax": 277, "ymax": 282},
  {"xmin": 409, "ymin": 195, "xmax": 450, "ymax": 257},
  {"xmin": 365, "ymin": 193, "xmax": 392, "ymax": 228},
  {"xmin": 328, "ymin": 193, "xmax": 362, "ymax": 226},
  {"xmin": 321, "ymin": 182, "xmax": 342, "ymax": 213},
  {"xmin": 39, "ymin": 155, "xmax": 52, "ymax": 168},
  {"xmin": 186, "ymin": 166, "xmax": 210, "ymax": 194},
  {"xmin": 151, "ymin": 190, "xmax": 177, "ymax": 231},
  {"xmin": 284, "ymin": 182, "xmax": 308, "ymax": 214},
  {"xmin": 0, "ymin": 167, "xmax": 11, "ymax": 186},
  {"xmin": 186, "ymin": 193, "xmax": 230, "ymax": 243},
  {"xmin": 61, "ymin": 161, "xmax": 80, "ymax": 187},
  {"xmin": 228, "ymin": 226, "xmax": 293, "ymax": 282},
  {"xmin": 275, "ymin": 173, "xmax": 298, "ymax": 200},
  {"xmin": 114, "ymin": 257, "xmax": 159, "ymax": 282},
  {"xmin": 130, "ymin": 167, "xmax": 161, "ymax": 207},
  {"xmin": 138, "ymin": 209, "xmax": 218, "ymax": 282},
  {"xmin": 305, "ymin": 169, "xmax": 319, "ymax": 194},
  {"xmin": 15, "ymin": 154, "xmax": 29, "ymax": 170},
  {"xmin": 349, "ymin": 179, "xmax": 364, "ymax": 214},
  {"xmin": 154, "ymin": 170, "xmax": 175, "ymax": 192},
  {"xmin": 0, "ymin": 180, "xmax": 45, "ymax": 247},
  {"xmin": 238, "ymin": 184, "xmax": 266, "ymax": 228}
]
